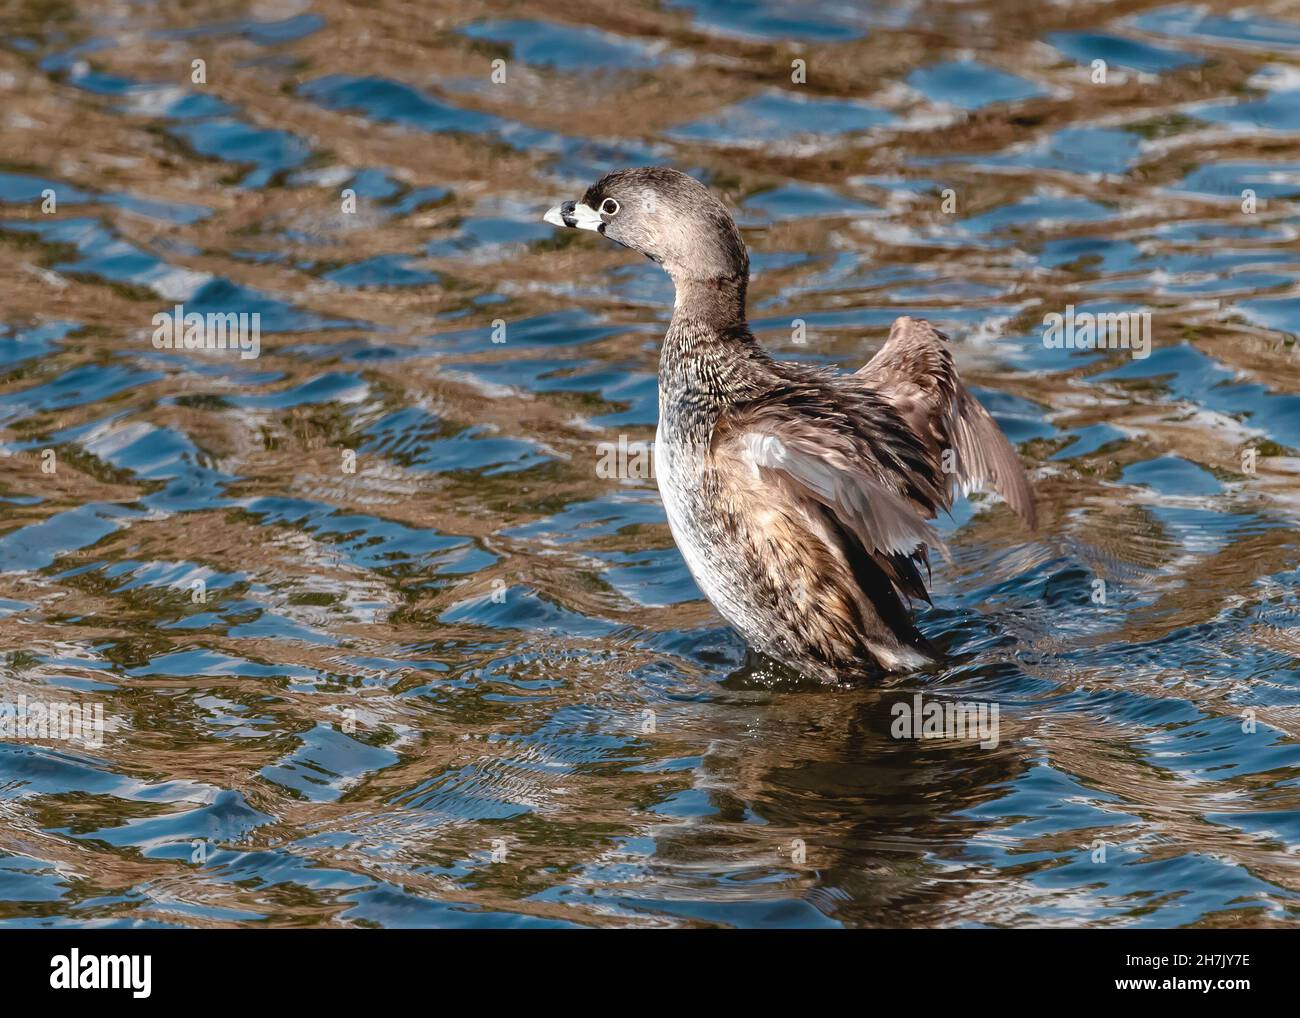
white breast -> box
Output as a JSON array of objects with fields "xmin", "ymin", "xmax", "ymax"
[{"xmin": 654, "ymin": 429, "xmax": 745, "ymax": 629}]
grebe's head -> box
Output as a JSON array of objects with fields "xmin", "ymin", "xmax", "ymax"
[{"xmin": 544, "ymin": 166, "xmax": 748, "ymax": 285}]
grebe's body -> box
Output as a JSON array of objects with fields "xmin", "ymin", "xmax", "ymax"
[{"xmin": 546, "ymin": 168, "xmax": 1035, "ymax": 682}]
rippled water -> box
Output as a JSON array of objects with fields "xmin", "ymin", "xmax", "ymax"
[{"xmin": 1, "ymin": 0, "xmax": 1299, "ymax": 928}]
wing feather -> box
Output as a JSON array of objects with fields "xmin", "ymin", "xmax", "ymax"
[
  {"xmin": 734, "ymin": 429, "xmax": 942, "ymax": 559},
  {"xmin": 858, "ymin": 316, "xmax": 1037, "ymax": 528},
  {"xmin": 711, "ymin": 392, "xmax": 948, "ymax": 616}
]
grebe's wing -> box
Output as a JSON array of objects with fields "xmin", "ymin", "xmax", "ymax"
[
  {"xmin": 857, "ymin": 316, "xmax": 1036, "ymax": 529},
  {"xmin": 711, "ymin": 389, "xmax": 945, "ymax": 605}
]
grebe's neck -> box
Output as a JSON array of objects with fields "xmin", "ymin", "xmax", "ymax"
[
  {"xmin": 670, "ymin": 272, "xmax": 749, "ymax": 333},
  {"xmin": 660, "ymin": 271, "xmax": 769, "ymax": 414}
]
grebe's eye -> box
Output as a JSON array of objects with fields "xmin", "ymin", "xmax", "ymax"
[{"xmin": 600, "ymin": 198, "xmax": 620, "ymax": 216}]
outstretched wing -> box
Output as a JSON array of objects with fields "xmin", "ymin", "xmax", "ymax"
[
  {"xmin": 857, "ymin": 317, "xmax": 1037, "ymax": 528},
  {"xmin": 724, "ymin": 423, "xmax": 940, "ymax": 558},
  {"xmin": 711, "ymin": 384, "xmax": 945, "ymax": 606}
]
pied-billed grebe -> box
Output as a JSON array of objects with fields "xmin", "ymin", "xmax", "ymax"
[{"xmin": 544, "ymin": 167, "xmax": 1035, "ymax": 682}]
